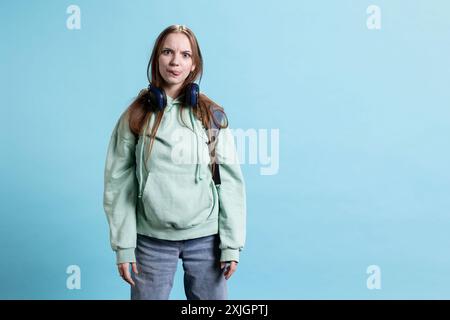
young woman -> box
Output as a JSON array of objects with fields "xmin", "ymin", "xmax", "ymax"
[{"xmin": 103, "ymin": 25, "xmax": 246, "ymax": 300}]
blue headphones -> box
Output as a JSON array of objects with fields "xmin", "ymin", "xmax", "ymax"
[{"xmin": 146, "ymin": 82, "xmax": 199, "ymax": 111}]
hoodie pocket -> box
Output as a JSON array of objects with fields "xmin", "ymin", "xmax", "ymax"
[{"xmin": 141, "ymin": 171, "xmax": 214, "ymax": 229}]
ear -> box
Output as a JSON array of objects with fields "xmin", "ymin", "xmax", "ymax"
[{"xmin": 191, "ymin": 65, "xmax": 196, "ymax": 73}]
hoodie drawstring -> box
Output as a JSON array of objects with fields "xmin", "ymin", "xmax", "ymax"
[{"xmin": 189, "ymin": 107, "xmax": 202, "ymax": 184}]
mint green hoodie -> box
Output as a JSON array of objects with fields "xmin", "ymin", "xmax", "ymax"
[{"xmin": 103, "ymin": 94, "xmax": 246, "ymax": 264}]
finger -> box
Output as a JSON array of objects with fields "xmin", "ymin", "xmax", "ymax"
[
  {"xmin": 122, "ymin": 267, "xmax": 136, "ymax": 287},
  {"xmin": 118, "ymin": 263, "xmax": 128, "ymax": 277},
  {"xmin": 132, "ymin": 262, "xmax": 139, "ymax": 275},
  {"xmin": 224, "ymin": 267, "xmax": 232, "ymax": 280},
  {"xmin": 224, "ymin": 265, "xmax": 231, "ymax": 279},
  {"xmin": 224, "ymin": 262, "xmax": 237, "ymax": 280},
  {"xmin": 221, "ymin": 261, "xmax": 230, "ymax": 270}
]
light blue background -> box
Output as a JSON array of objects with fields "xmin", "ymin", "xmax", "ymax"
[{"xmin": 1, "ymin": 0, "xmax": 449, "ymax": 299}]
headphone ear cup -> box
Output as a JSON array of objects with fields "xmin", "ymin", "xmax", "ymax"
[
  {"xmin": 147, "ymin": 83, "xmax": 167, "ymax": 111},
  {"xmin": 184, "ymin": 83, "xmax": 199, "ymax": 108}
]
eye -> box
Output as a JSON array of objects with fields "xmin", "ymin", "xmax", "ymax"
[
  {"xmin": 162, "ymin": 49, "xmax": 171, "ymax": 55},
  {"xmin": 183, "ymin": 53, "xmax": 191, "ymax": 58}
]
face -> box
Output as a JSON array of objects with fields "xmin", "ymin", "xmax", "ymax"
[{"xmin": 158, "ymin": 32, "xmax": 196, "ymax": 94}]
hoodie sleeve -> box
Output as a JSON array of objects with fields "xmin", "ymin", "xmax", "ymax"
[
  {"xmin": 215, "ymin": 126, "xmax": 247, "ymax": 263},
  {"xmin": 103, "ymin": 109, "xmax": 138, "ymax": 264}
]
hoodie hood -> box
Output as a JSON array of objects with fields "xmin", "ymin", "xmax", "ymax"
[{"xmin": 165, "ymin": 94, "xmax": 184, "ymax": 112}]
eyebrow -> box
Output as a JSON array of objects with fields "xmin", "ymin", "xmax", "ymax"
[{"xmin": 162, "ymin": 47, "xmax": 192, "ymax": 54}]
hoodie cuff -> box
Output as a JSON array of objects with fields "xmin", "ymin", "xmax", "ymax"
[
  {"xmin": 220, "ymin": 248, "xmax": 240, "ymax": 263},
  {"xmin": 116, "ymin": 248, "xmax": 136, "ymax": 264}
]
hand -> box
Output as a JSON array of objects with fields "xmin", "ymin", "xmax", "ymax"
[
  {"xmin": 220, "ymin": 261, "xmax": 238, "ymax": 280},
  {"xmin": 117, "ymin": 262, "xmax": 139, "ymax": 286}
]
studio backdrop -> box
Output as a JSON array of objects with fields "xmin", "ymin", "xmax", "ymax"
[{"xmin": 1, "ymin": 0, "xmax": 449, "ymax": 299}]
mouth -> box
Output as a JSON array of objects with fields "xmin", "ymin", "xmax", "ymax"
[{"xmin": 168, "ymin": 70, "xmax": 181, "ymax": 77}]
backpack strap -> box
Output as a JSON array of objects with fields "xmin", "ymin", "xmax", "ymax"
[{"xmin": 206, "ymin": 104, "xmax": 225, "ymax": 186}]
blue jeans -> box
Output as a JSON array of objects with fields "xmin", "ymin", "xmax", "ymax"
[{"xmin": 131, "ymin": 233, "xmax": 228, "ymax": 300}]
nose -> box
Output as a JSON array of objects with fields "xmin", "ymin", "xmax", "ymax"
[{"xmin": 170, "ymin": 53, "xmax": 181, "ymax": 66}]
